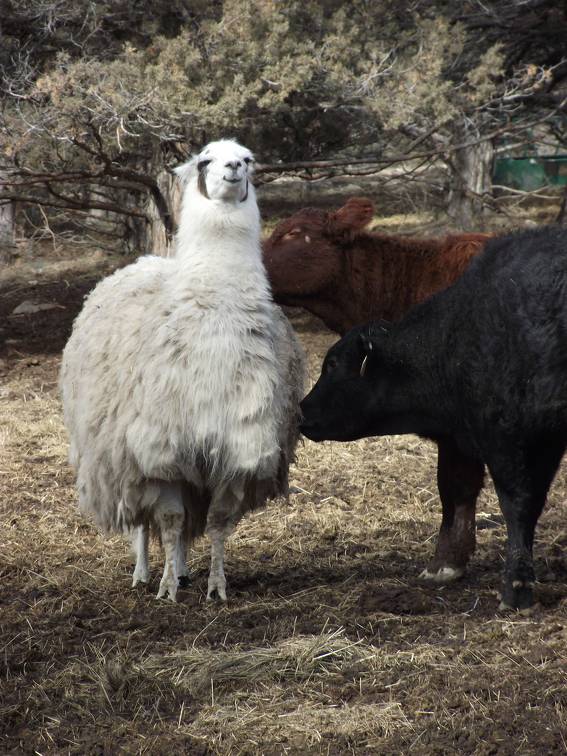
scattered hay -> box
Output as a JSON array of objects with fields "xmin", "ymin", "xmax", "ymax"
[
  {"xmin": 192, "ymin": 697, "xmax": 409, "ymax": 753},
  {"xmin": 140, "ymin": 628, "xmax": 377, "ymax": 694},
  {"xmin": 2, "ymin": 244, "xmax": 567, "ymax": 754},
  {"xmin": 132, "ymin": 630, "xmax": 411, "ymax": 751}
]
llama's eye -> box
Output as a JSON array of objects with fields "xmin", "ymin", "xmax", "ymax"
[
  {"xmin": 197, "ymin": 159, "xmax": 211, "ymax": 172},
  {"xmin": 243, "ymin": 157, "xmax": 252, "ymax": 165}
]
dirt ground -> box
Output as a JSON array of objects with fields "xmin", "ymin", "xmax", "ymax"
[{"xmin": 1, "ymin": 232, "xmax": 566, "ymax": 754}]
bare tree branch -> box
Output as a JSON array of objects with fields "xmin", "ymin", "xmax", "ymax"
[
  {"xmin": 0, "ymin": 192, "xmax": 149, "ymax": 220},
  {"xmin": 256, "ymin": 97, "xmax": 567, "ymax": 177}
]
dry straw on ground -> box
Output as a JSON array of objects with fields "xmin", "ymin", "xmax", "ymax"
[{"xmin": 1, "ymin": 243, "xmax": 566, "ymax": 754}]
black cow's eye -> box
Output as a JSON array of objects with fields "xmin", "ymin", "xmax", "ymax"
[
  {"xmin": 197, "ymin": 159, "xmax": 211, "ymax": 172},
  {"xmin": 326, "ymin": 356, "xmax": 338, "ymax": 372}
]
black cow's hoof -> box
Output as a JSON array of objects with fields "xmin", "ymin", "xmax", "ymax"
[
  {"xmin": 178, "ymin": 574, "xmax": 191, "ymax": 589},
  {"xmin": 498, "ymin": 580, "xmax": 535, "ymax": 612}
]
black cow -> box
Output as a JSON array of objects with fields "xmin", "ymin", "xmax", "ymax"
[{"xmin": 301, "ymin": 226, "xmax": 567, "ymax": 611}]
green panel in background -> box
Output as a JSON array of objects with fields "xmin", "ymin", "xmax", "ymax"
[{"xmin": 493, "ymin": 157, "xmax": 567, "ymax": 190}]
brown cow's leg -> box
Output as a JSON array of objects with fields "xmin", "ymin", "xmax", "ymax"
[{"xmin": 420, "ymin": 440, "xmax": 484, "ymax": 583}]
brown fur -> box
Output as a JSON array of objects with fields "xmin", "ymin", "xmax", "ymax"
[
  {"xmin": 263, "ymin": 197, "xmax": 491, "ymax": 335},
  {"xmin": 263, "ymin": 197, "xmax": 492, "ymax": 581}
]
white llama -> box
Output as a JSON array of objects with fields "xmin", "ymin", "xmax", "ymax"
[{"xmin": 60, "ymin": 139, "xmax": 305, "ymax": 602}]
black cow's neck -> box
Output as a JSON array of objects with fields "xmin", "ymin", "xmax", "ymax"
[
  {"xmin": 370, "ymin": 410, "xmax": 450, "ymax": 439},
  {"xmin": 377, "ymin": 290, "xmax": 461, "ymax": 438}
]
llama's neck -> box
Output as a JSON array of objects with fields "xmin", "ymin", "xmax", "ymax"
[{"xmin": 174, "ymin": 185, "xmax": 267, "ymax": 289}]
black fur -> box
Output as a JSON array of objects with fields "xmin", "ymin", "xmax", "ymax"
[
  {"xmin": 197, "ymin": 170, "xmax": 209, "ymax": 199},
  {"xmin": 301, "ymin": 226, "xmax": 567, "ymax": 610}
]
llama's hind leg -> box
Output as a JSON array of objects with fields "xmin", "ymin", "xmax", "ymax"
[
  {"xmin": 205, "ymin": 478, "xmax": 246, "ymax": 601},
  {"xmin": 154, "ymin": 481, "xmax": 185, "ymax": 602},
  {"xmin": 176, "ymin": 479, "xmax": 206, "ymax": 588},
  {"xmin": 132, "ymin": 524, "xmax": 150, "ymax": 587},
  {"xmin": 176, "ymin": 526, "xmax": 191, "ymax": 588}
]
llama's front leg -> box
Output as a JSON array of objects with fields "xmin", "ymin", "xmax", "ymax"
[
  {"xmin": 176, "ymin": 525, "xmax": 191, "ymax": 588},
  {"xmin": 205, "ymin": 479, "xmax": 245, "ymax": 601},
  {"xmin": 206, "ymin": 527, "xmax": 231, "ymax": 601},
  {"xmin": 154, "ymin": 481, "xmax": 185, "ymax": 602},
  {"xmin": 132, "ymin": 524, "xmax": 150, "ymax": 587}
]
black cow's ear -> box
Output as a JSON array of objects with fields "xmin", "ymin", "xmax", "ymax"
[
  {"xmin": 359, "ymin": 332, "xmax": 374, "ymax": 354},
  {"xmin": 358, "ymin": 332, "xmax": 374, "ymax": 377}
]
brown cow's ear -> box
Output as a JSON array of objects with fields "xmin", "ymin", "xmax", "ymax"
[
  {"xmin": 282, "ymin": 227, "xmax": 302, "ymax": 241},
  {"xmin": 329, "ymin": 197, "xmax": 374, "ymax": 234}
]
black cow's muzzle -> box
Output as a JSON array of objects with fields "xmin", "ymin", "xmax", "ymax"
[{"xmin": 299, "ymin": 418, "xmax": 324, "ymax": 441}]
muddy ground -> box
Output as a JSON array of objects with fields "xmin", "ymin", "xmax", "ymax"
[{"xmin": 1, "ymin": 235, "xmax": 566, "ymax": 754}]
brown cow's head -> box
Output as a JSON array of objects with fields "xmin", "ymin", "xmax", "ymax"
[{"xmin": 263, "ymin": 197, "xmax": 374, "ymax": 301}]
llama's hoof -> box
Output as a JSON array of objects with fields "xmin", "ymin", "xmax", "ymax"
[
  {"xmin": 156, "ymin": 576, "xmax": 178, "ymax": 602},
  {"xmin": 132, "ymin": 566, "xmax": 150, "ymax": 587},
  {"xmin": 419, "ymin": 565, "xmax": 464, "ymax": 584},
  {"xmin": 207, "ymin": 574, "xmax": 227, "ymax": 602}
]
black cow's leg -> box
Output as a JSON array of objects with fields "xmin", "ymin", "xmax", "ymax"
[
  {"xmin": 490, "ymin": 441, "xmax": 565, "ymax": 611},
  {"xmin": 495, "ymin": 488, "xmax": 542, "ymax": 611},
  {"xmin": 420, "ymin": 439, "xmax": 484, "ymax": 583}
]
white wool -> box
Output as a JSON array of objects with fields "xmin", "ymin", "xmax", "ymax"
[{"xmin": 60, "ymin": 139, "xmax": 305, "ymax": 544}]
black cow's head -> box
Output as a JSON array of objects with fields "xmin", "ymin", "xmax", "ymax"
[
  {"xmin": 300, "ymin": 325, "xmax": 382, "ymax": 442},
  {"xmin": 300, "ymin": 322, "xmax": 419, "ymax": 443}
]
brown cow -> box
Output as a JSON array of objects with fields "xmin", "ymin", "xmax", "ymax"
[{"xmin": 263, "ymin": 197, "xmax": 492, "ymax": 584}]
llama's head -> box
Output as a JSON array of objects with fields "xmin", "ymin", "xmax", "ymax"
[
  {"xmin": 174, "ymin": 139, "xmax": 261, "ymax": 261},
  {"xmin": 175, "ymin": 139, "xmax": 255, "ymax": 205}
]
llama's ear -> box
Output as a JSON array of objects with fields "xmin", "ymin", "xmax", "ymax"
[
  {"xmin": 243, "ymin": 155, "xmax": 256, "ymax": 176},
  {"xmin": 174, "ymin": 158, "xmax": 198, "ymax": 185},
  {"xmin": 328, "ymin": 197, "xmax": 374, "ymax": 235}
]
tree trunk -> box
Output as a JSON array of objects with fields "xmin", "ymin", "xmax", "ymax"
[
  {"xmin": 142, "ymin": 168, "xmax": 182, "ymax": 257},
  {"xmin": 556, "ymin": 185, "xmax": 567, "ymax": 225},
  {"xmin": 0, "ymin": 196, "xmax": 16, "ymax": 265},
  {"xmin": 124, "ymin": 165, "xmax": 181, "ymax": 257},
  {"xmin": 447, "ymin": 138, "xmax": 494, "ymax": 230},
  {"xmin": 84, "ymin": 146, "xmax": 182, "ymax": 257}
]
